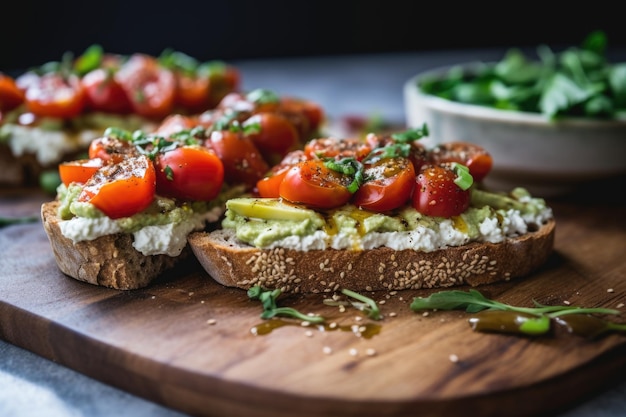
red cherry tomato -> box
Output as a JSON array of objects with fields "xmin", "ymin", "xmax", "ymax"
[
  {"xmin": 88, "ymin": 136, "xmax": 138, "ymax": 163},
  {"xmin": 206, "ymin": 129, "xmax": 269, "ymax": 188},
  {"xmin": 173, "ymin": 72, "xmax": 211, "ymax": 113},
  {"xmin": 304, "ymin": 137, "xmax": 371, "ymax": 161},
  {"xmin": 244, "ymin": 112, "xmax": 300, "ymax": 165},
  {"xmin": 81, "ymin": 68, "xmax": 132, "ymax": 114},
  {"xmin": 278, "ymin": 96, "xmax": 324, "ymax": 133},
  {"xmin": 154, "ymin": 114, "xmax": 198, "ymax": 137},
  {"xmin": 256, "ymin": 150, "xmax": 308, "ymax": 198},
  {"xmin": 154, "ymin": 146, "xmax": 224, "ymax": 201},
  {"xmin": 78, "ymin": 155, "xmax": 156, "ymax": 219},
  {"xmin": 22, "ymin": 72, "xmax": 85, "ymax": 119},
  {"xmin": 0, "ymin": 73, "xmax": 25, "ymax": 112},
  {"xmin": 352, "ymin": 156, "xmax": 415, "ymax": 212},
  {"xmin": 279, "ymin": 159, "xmax": 353, "ymax": 209},
  {"xmin": 59, "ymin": 158, "xmax": 105, "ymax": 186},
  {"xmin": 412, "ymin": 164, "xmax": 470, "ymax": 218},
  {"xmin": 428, "ymin": 142, "xmax": 493, "ymax": 182},
  {"xmin": 115, "ymin": 54, "xmax": 176, "ymax": 119},
  {"xmin": 207, "ymin": 63, "xmax": 241, "ymax": 108}
]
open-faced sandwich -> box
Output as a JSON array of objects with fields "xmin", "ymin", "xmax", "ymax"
[
  {"xmin": 188, "ymin": 126, "xmax": 555, "ymax": 293},
  {"xmin": 41, "ymin": 88, "xmax": 325, "ymax": 289},
  {"xmin": 0, "ymin": 45, "xmax": 240, "ymax": 188}
]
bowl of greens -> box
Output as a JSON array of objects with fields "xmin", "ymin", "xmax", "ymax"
[{"xmin": 404, "ymin": 31, "xmax": 626, "ymax": 196}]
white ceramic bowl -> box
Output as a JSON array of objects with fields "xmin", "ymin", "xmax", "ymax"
[{"xmin": 404, "ymin": 66, "xmax": 626, "ymax": 197}]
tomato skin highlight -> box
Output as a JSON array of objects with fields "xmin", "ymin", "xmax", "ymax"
[
  {"xmin": 352, "ymin": 156, "xmax": 415, "ymax": 212},
  {"xmin": 244, "ymin": 112, "xmax": 300, "ymax": 165},
  {"xmin": 412, "ymin": 164, "xmax": 470, "ymax": 218},
  {"xmin": 78, "ymin": 155, "xmax": 156, "ymax": 219},
  {"xmin": 207, "ymin": 129, "xmax": 269, "ymax": 189},
  {"xmin": 256, "ymin": 150, "xmax": 308, "ymax": 198},
  {"xmin": 279, "ymin": 159, "xmax": 353, "ymax": 209},
  {"xmin": 22, "ymin": 72, "xmax": 86, "ymax": 119},
  {"xmin": 115, "ymin": 54, "xmax": 176, "ymax": 119},
  {"xmin": 59, "ymin": 158, "xmax": 104, "ymax": 186},
  {"xmin": 81, "ymin": 68, "xmax": 132, "ymax": 114},
  {"xmin": 428, "ymin": 142, "xmax": 493, "ymax": 182},
  {"xmin": 155, "ymin": 146, "xmax": 224, "ymax": 201}
]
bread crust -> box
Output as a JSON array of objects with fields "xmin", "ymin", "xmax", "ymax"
[
  {"xmin": 188, "ymin": 219, "xmax": 556, "ymax": 293},
  {"xmin": 41, "ymin": 200, "xmax": 188, "ymax": 290}
]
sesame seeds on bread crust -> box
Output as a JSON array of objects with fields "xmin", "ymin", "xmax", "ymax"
[
  {"xmin": 187, "ymin": 218, "xmax": 556, "ymax": 294},
  {"xmin": 41, "ymin": 200, "xmax": 188, "ymax": 290}
]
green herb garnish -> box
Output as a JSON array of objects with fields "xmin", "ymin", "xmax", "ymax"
[
  {"xmin": 324, "ymin": 289, "xmax": 383, "ymax": 320},
  {"xmin": 411, "ymin": 289, "xmax": 623, "ymax": 337},
  {"xmin": 419, "ymin": 31, "xmax": 626, "ymax": 119},
  {"xmin": 248, "ymin": 286, "xmax": 325, "ymax": 324}
]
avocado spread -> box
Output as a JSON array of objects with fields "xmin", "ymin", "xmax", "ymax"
[{"xmin": 221, "ymin": 188, "xmax": 552, "ymax": 251}]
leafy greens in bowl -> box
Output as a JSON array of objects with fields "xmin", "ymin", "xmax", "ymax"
[
  {"xmin": 417, "ymin": 31, "xmax": 626, "ymax": 121},
  {"xmin": 404, "ymin": 31, "xmax": 626, "ymax": 197}
]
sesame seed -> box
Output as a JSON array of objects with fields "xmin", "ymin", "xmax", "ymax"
[
  {"xmin": 607, "ymin": 288, "xmax": 615, "ymax": 293},
  {"xmin": 366, "ymin": 348, "xmax": 377, "ymax": 356},
  {"xmin": 323, "ymin": 346, "xmax": 333, "ymax": 355},
  {"xmin": 449, "ymin": 354, "xmax": 459, "ymax": 363},
  {"xmin": 563, "ymin": 300, "xmax": 571, "ymax": 305},
  {"xmin": 349, "ymin": 348, "xmax": 358, "ymax": 356},
  {"xmin": 422, "ymin": 311, "xmax": 430, "ymax": 317},
  {"xmin": 207, "ymin": 319, "xmax": 217, "ymax": 325},
  {"xmin": 305, "ymin": 330, "xmax": 314, "ymax": 337},
  {"xmin": 389, "ymin": 312, "xmax": 397, "ymax": 317},
  {"xmin": 617, "ymin": 303, "xmax": 625, "ymax": 309},
  {"xmin": 301, "ymin": 321, "xmax": 311, "ymax": 327}
]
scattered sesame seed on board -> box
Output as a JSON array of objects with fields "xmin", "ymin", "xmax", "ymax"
[
  {"xmin": 207, "ymin": 319, "xmax": 217, "ymax": 325},
  {"xmin": 449, "ymin": 354, "xmax": 459, "ymax": 363},
  {"xmin": 607, "ymin": 288, "xmax": 615, "ymax": 293}
]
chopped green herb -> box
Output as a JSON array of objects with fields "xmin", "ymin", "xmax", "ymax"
[
  {"xmin": 324, "ymin": 289, "xmax": 382, "ymax": 320},
  {"xmin": 247, "ymin": 286, "xmax": 325, "ymax": 324}
]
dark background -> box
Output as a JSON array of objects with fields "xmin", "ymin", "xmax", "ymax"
[{"xmin": 2, "ymin": 1, "xmax": 625, "ymax": 71}]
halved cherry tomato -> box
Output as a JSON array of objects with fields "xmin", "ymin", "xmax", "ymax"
[
  {"xmin": 206, "ymin": 129, "xmax": 269, "ymax": 188},
  {"xmin": 78, "ymin": 155, "xmax": 156, "ymax": 219},
  {"xmin": 304, "ymin": 137, "xmax": 371, "ymax": 161},
  {"xmin": 256, "ymin": 150, "xmax": 308, "ymax": 198},
  {"xmin": 365, "ymin": 132, "xmax": 429, "ymax": 172},
  {"xmin": 174, "ymin": 72, "xmax": 210, "ymax": 112},
  {"xmin": 59, "ymin": 158, "xmax": 105, "ymax": 186},
  {"xmin": 154, "ymin": 146, "xmax": 224, "ymax": 201},
  {"xmin": 115, "ymin": 54, "xmax": 175, "ymax": 119},
  {"xmin": 428, "ymin": 142, "xmax": 493, "ymax": 182},
  {"xmin": 279, "ymin": 159, "xmax": 353, "ymax": 209},
  {"xmin": 244, "ymin": 112, "xmax": 300, "ymax": 165},
  {"xmin": 81, "ymin": 68, "xmax": 132, "ymax": 114},
  {"xmin": 412, "ymin": 164, "xmax": 470, "ymax": 218},
  {"xmin": 154, "ymin": 114, "xmax": 198, "ymax": 137},
  {"xmin": 0, "ymin": 73, "xmax": 25, "ymax": 112},
  {"xmin": 206, "ymin": 63, "xmax": 241, "ymax": 108},
  {"xmin": 352, "ymin": 156, "xmax": 415, "ymax": 212},
  {"xmin": 22, "ymin": 72, "xmax": 85, "ymax": 119},
  {"xmin": 88, "ymin": 136, "xmax": 138, "ymax": 164}
]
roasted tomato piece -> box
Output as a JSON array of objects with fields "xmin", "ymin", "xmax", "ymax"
[
  {"xmin": 206, "ymin": 62, "xmax": 241, "ymax": 108},
  {"xmin": 81, "ymin": 68, "xmax": 132, "ymax": 114},
  {"xmin": 256, "ymin": 150, "xmax": 308, "ymax": 198},
  {"xmin": 304, "ymin": 137, "xmax": 371, "ymax": 161},
  {"xmin": 412, "ymin": 163, "xmax": 470, "ymax": 218},
  {"xmin": 154, "ymin": 145, "xmax": 224, "ymax": 201},
  {"xmin": 78, "ymin": 155, "xmax": 156, "ymax": 219},
  {"xmin": 88, "ymin": 136, "xmax": 138, "ymax": 164},
  {"xmin": 352, "ymin": 156, "xmax": 415, "ymax": 212},
  {"xmin": 279, "ymin": 159, "xmax": 353, "ymax": 209},
  {"xmin": 59, "ymin": 158, "xmax": 105, "ymax": 186},
  {"xmin": 154, "ymin": 114, "xmax": 198, "ymax": 137},
  {"xmin": 428, "ymin": 142, "xmax": 493, "ymax": 182},
  {"xmin": 174, "ymin": 72, "xmax": 211, "ymax": 112},
  {"xmin": 207, "ymin": 129, "xmax": 269, "ymax": 188},
  {"xmin": 115, "ymin": 54, "xmax": 176, "ymax": 119},
  {"xmin": 0, "ymin": 73, "xmax": 25, "ymax": 112},
  {"xmin": 21, "ymin": 72, "xmax": 85, "ymax": 119},
  {"xmin": 244, "ymin": 112, "xmax": 300, "ymax": 165}
]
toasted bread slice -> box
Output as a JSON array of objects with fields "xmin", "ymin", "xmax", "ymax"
[
  {"xmin": 188, "ymin": 219, "xmax": 556, "ymax": 293},
  {"xmin": 41, "ymin": 200, "xmax": 188, "ymax": 290}
]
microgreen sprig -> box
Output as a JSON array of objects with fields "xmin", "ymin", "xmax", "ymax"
[
  {"xmin": 324, "ymin": 289, "xmax": 382, "ymax": 320},
  {"xmin": 389, "ymin": 124, "xmax": 429, "ymax": 143},
  {"xmin": 247, "ymin": 286, "xmax": 325, "ymax": 324}
]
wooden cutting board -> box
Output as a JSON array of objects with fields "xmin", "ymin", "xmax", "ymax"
[{"xmin": 0, "ymin": 188, "xmax": 625, "ymax": 417}]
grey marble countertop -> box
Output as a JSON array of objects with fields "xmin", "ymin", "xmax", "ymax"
[{"xmin": 2, "ymin": 50, "xmax": 625, "ymax": 417}]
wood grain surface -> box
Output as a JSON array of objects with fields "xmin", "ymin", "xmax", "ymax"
[{"xmin": 0, "ymin": 188, "xmax": 625, "ymax": 417}]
